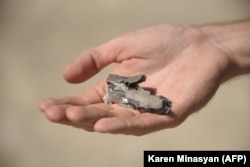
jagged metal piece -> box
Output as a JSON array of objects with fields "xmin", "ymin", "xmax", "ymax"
[{"xmin": 103, "ymin": 74, "xmax": 171, "ymax": 115}]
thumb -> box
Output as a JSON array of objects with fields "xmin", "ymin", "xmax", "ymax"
[{"xmin": 64, "ymin": 41, "xmax": 120, "ymax": 83}]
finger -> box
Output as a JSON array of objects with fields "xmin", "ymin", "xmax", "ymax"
[
  {"xmin": 44, "ymin": 104, "xmax": 70, "ymax": 123},
  {"xmin": 64, "ymin": 40, "xmax": 122, "ymax": 83},
  {"xmin": 64, "ymin": 104, "xmax": 137, "ymax": 132},
  {"xmin": 94, "ymin": 112, "xmax": 184, "ymax": 136},
  {"xmin": 44, "ymin": 104, "xmax": 96, "ymax": 131},
  {"xmin": 39, "ymin": 96, "xmax": 89, "ymax": 112},
  {"xmin": 77, "ymin": 80, "xmax": 107, "ymax": 104},
  {"xmin": 65, "ymin": 104, "xmax": 115, "ymax": 126},
  {"xmin": 39, "ymin": 80, "xmax": 107, "ymax": 112}
]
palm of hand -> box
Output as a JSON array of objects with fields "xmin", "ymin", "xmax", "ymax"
[{"xmin": 39, "ymin": 24, "xmax": 229, "ymax": 135}]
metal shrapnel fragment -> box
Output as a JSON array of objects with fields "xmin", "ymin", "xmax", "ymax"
[{"xmin": 103, "ymin": 74, "xmax": 171, "ymax": 115}]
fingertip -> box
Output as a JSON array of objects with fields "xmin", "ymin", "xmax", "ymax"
[
  {"xmin": 63, "ymin": 62, "xmax": 83, "ymax": 83},
  {"xmin": 39, "ymin": 97, "xmax": 68, "ymax": 112},
  {"xmin": 66, "ymin": 106, "xmax": 85, "ymax": 122},
  {"xmin": 39, "ymin": 101, "xmax": 47, "ymax": 112},
  {"xmin": 44, "ymin": 105, "xmax": 68, "ymax": 123},
  {"xmin": 38, "ymin": 98, "xmax": 56, "ymax": 112},
  {"xmin": 63, "ymin": 49, "xmax": 102, "ymax": 83},
  {"xmin": 94, "ymin": 118, "xmax": 127, "ymax": 134},
  {"xmin": 63, "ymin": 45, "xmax": 118, "ymax": 84},
  {"xmin": 63, "ymin": 64, "xmax": 71, "ymax": 82},
  {"xmin": 93, "ymin": 119, "xmax": 110, "ymax": 133}
]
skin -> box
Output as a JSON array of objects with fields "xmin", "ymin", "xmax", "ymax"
[{"xmin": 39, "ymin": 21, "xmax": 250, "ymax": 136}]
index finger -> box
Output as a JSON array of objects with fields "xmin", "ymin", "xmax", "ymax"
[{"xmin": 39, "ymin": 80, "xmax": 107, "ymax": 112}]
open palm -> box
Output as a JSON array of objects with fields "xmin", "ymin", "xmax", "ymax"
[{"xmin": 39, "ymin": 24, "xmax": 230, "ymax": 135}]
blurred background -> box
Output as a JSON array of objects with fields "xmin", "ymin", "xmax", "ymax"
[{"xmin": 0, "ymin": 0, "xmax": 250, "ymax": 166}]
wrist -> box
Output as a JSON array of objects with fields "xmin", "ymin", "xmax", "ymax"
[{"xmin": 199, "ymin": 20, "xmax": 250, "ymax": 79}]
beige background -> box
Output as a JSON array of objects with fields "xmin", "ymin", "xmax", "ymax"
[{"xmin": 0, "ymin": 0, "xmax": 250, "ymax": 167}]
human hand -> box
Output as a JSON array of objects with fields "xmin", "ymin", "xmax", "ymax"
[{"xmin": 39, "ymin": 24, "xmax": 231, "ymax": 135}]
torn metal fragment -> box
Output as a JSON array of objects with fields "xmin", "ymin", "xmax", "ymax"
[{"xmin": 103, "ymin": 74, "xmax": 171, "ymax": 115}]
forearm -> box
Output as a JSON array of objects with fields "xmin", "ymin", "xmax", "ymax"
[{"xmin": 200, "ymin": 20, "xmax": 250, "ymax": 80}]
